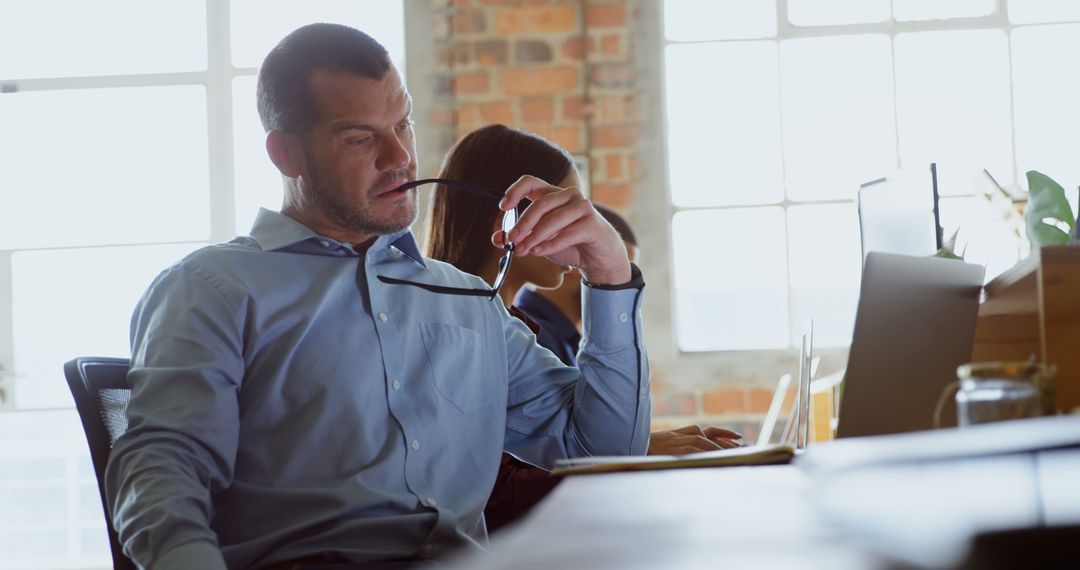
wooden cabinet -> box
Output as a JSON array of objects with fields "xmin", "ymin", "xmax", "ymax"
[{"xmin": 971, "ymin": 245, "xmax": 1080, "ymax": 412}]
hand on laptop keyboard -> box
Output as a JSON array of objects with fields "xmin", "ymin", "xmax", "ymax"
[{"xmin": 648, "ymin": 425, "xmax": 744, "ymax": 455}]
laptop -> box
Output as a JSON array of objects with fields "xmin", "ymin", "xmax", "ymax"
[{"xmin": 835, "ymin": 252, "xmax": 985, "ymax": 438}]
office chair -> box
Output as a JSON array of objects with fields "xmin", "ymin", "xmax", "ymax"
[{"xmin": 64, "ymin": 357, "xmax": 137, "ymax": 570}]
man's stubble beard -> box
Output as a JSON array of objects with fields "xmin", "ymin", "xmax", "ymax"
[{"xmin": 306, "ymin": 159, "xmax": 418, "ymax": 237}]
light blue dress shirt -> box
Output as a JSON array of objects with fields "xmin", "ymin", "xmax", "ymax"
[{"xmin": 105, "ymin": 209, "xmax": 650, "ymax": 570}]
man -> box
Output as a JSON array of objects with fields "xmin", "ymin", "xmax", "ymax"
[{"xmin": 105, "ymin": 24, "xmax": 648, "ymax": 570}]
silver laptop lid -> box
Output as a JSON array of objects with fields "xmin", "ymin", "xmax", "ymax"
[{"xmin": 836, "ymin": 252, "xmax": 984, "ymax": 438}]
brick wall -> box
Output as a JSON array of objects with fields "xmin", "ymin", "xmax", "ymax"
[
  {"xmin": 420, "ymin": 0, "xmax": 782, "ymax": 440},
  {"xmin": 428, "ymin": 0, "xmax": 640, "ymax": 211}
]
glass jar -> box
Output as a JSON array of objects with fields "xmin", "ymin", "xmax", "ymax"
[{"xmin": 955, "ymin": 361, "xmax": 1055, "ymax": 427}]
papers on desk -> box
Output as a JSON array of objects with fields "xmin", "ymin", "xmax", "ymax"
[
  {"xmin": 551, "ymin": 443, "xmax": 796, "ymax": 477},
  {"xmin": 796, "ymin": 414, "xmax": 1080, "ymax": 474}
]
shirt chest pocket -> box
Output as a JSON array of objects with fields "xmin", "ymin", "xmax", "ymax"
[{"xmin": 419, "ymin": 322, "xmax": 499, "ymax": 413}]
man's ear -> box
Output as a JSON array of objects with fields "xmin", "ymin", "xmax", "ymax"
[{"xmin": 265, "ymin": 130, "xmax": 304, "ymax": 179}]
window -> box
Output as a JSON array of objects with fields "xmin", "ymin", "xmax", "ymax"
[
  {"xmin": 664, "ymin": 0, "xmax": 1080, "ymax": 352},
  {"xmin": 0, "ymin": 2, "xmax": 403, "ymax": 568}
]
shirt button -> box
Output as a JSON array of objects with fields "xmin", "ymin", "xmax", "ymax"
[
  {"xmin": 426, "ymin": 497, "xmax": 437, "ymax": 507},
  {"xmin": 319, "ymin": 240, "xmax": 330, "ymax": 248},
  {"xmin": 412, "ymin": 440, "xmax": 420, "ymax": 450},
  {"xmin": 388, "ymin": 248, "xmax": 403, "ymax": 260},
  {"xmin": 392, "ymin": 380, "xmax": 401, "ymax": 390},
  {"xmin": 378, "ymin": 312, "xmax": 389, "ymax": 322},
  {"xmin": 423, "ymin": 544, "xmax": 433, "ymax": 555},
  {"xmin": 619, "ymin": 312, "xmax": 629, "ymax": 322}
]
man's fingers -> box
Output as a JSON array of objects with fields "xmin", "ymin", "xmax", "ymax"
[
  {"xmin": 672, "ymin": 425, "xmax": 707, "ymax": 437},
  {"xmin": 506, "ymin": 191, "xmax": 580, "ymax": 247},
  {"xmin": 713, "ymin": 438, "xmax": 743, "ymax": 449},
  {"xmin": 703, "ymin": 426, "xmax": 743, "ymax": 441},
  {"xmin": 527, "ymin": 218, "xmax": 594, "ymax": 257},
  {"xmin": 499, "ymin": 174, "xmax": 562, "ymax": 211}
]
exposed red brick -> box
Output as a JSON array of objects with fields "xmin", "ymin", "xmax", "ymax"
[
  {"xmin": 450, "ymin": 8, "xmax": 486, "ymax": 35},
  {"xmin": 475, "ymin": 39, "xmax": 508, "ymax": 65},
  {"xmin": 515, "ymin": 39, "xmax": 554, "ymax": 64},
  {"xmin": 590, "ymin": 63, "xmax": 636, "ymax": 88},
  {"xmin": 500, "ymin": 66, "xmax": 578, "ymax": 96},
  {"xmin": 562, "ymin": 37, "xmax": 586, "ymax": 61},
  {"xmin": 522, "ymin": 97, "xmax": 555, "ymax": 122},
  {"xmin": 550, "ymin": 125, "xmax": 583, "ymax": 154},
  {"xmin": 592, "ymin": 124, "xmax": 638, "ymax": 148},
  {"xmin": 604, "ymin": 153, "xmax": 624, "ymax": 180},
  {"xmin": 430, "ymin": 105, "xmax": 454, "ymax": 127},
  {"xmin": 561, "ymin": 95, "xmax": 586, "ymax": 121},
  {"xmin": 452, "ymin": 72, "xmax": 490, "ymax": 95},
  {"xmin": 601, "ymin": 34, "xmax": 622, "ymax": 57},
  {"xmin": 590, "ymin": 183, "xmax": 632, "ymax": 209},
  {"xmin": 702, "ymin": 388, "xmax": 748, "ymax": 415},
  {"xmin": 454, "ymin": 103, "xmax": 481, "ymax": 126},
  {"xmin": 495, "ymin": 5, "xmax": 576, "ymax": 34},
  {"xmin": 747, "ymin": 388, "xmax": 774, "ymax": 414},
  {"xmin": 480, "ymin": 100, "xmax": 515, "ymax": 124},
  {"xmin": 587, "ymin": 2, "xmax": 628, "ymax": 28}
]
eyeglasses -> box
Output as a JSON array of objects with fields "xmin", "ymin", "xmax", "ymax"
[{"xmin": 376, "ymin": 177, "xmax": 522, "ymax": 301}]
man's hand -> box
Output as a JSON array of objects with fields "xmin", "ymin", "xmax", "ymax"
[
  {"xmin": 647, "ymin": 425, "xmax": 744, "ymax": 456},
  {"xmin": 495, "ymin": 175, "xmax": 632, "ymax": 286}
]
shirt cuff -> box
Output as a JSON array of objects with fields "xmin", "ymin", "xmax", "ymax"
[
  {"xmin": 582, "ymin": 263, "xmax": 644, "ymax": 291},
  {"xmin": 154, "ymin": 541, "xmax": 228, "ymax": 570},
  {"xmin": 581, "ymin": 265, "xmax": 645, "ymax": 349}
]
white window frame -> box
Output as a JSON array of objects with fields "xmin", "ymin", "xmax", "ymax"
[{"xmin": 660, "ymin": 0, "xmax": 1080, "ymax": 356}]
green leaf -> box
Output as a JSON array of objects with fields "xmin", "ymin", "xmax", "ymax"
[
  {"xmin": 1024, "ymin": 170, "xmax": 1074, "ymax": 248},
  {"xmin": 933, "ymin": 248, "xmax": 964, "ymax": 260}
]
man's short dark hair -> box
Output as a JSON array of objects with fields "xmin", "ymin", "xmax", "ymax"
[
  {"xmin": 594, "ymin": 203, "xmax": 638, "ymax": 247},
  {"xmin": 257, "ymin": 23, "xmax": 392, "ymax": 135}
]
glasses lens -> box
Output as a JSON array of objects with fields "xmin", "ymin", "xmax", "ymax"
[{"xmin": 501, "ymin": 208, "xmax": 517, "ymax": 245}]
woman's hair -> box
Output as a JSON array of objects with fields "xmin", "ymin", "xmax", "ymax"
[{"xmin": 426, "ymin": 124, "xmax": 575, "ymax": 275}]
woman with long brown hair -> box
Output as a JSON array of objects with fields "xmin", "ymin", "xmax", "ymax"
[{"xmin": 426, "ymin": 124, "xmax": 743, "ymax": 531}]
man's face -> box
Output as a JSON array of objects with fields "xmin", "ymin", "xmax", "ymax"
[{"xmin": 297, "ymin": 67, "xmax": 418, "ymax": 239}]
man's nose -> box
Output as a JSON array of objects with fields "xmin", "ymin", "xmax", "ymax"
[{"xmin": 375, "ymin": 133, "xmax": 411, "ymax": 171}]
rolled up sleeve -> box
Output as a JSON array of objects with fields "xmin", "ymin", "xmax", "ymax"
[{"xmin": 105, "ymin": 264, "xmax": 243, "ymax": 570}]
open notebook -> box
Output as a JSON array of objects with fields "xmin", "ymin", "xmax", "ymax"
[{"xmin": 550, "ymin": 327, "xmax": 813, "ymax": 477}]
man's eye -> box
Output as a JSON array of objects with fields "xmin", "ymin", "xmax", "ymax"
[
  {"xmin": 396, "ymin": 120, "xmax": 414, "ymax": 133},
  {"xmin": 349, "ymin": 138, "xmax": 371, "ymax": 146}
]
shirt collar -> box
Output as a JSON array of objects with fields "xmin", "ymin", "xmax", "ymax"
[{"xmin": 247, "ymin": 208, "xmax": 426, "ymax": 267}]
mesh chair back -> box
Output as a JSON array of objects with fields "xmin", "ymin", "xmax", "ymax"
[{"xmin": 64, "ymin": 357, "xmax": 136, "ymax": 570}]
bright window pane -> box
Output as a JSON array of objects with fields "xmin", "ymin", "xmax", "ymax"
[
  {"xmin": 0, "ymin": 87, "xmax": 211, "ymax": 250},
  {"xmin": 780, "ymin": 35, "xmax": 896, "ymax": 201},
  {"xmin": 233, "ymin": 77, "xmax": 283, "ymax": 233},
  {"xmin": 11, "ymin": 243, "xmax": 204, "ymax": 409},
  {"xmin": 893, "ymin": 0, "xmax": 996, "ymax": 21},
  {"xmin": 0, "ymin": 0, "xmax": 206, "ymax": 79},
  {"xmin": 665, "ymin": 0, "xmax": 777, "ymax": 41},
  {"xmin": 787, "ymin": 204, "xmax": 861, "ymax": 347},
  {"xmin": 666, "ymin": 43, "xmax": 783, "ymax": 207},
  {"xmin": 939, "ymin": 197, "xmax": 1022, "ymax": 282},
  {"xmin": 673, "ymin": 208, "xmax": 789, "ymax": 351},
  {"xmin": 787, "ymin": 0, "xmax": 890, "ymax": 26},
  {"xmin": 894, "ymin": 31, "xmax": 1013, "ymax": 195},
  {"xmin": 1008, "ymin": 0, "xmax": 1080, "ymax": 24},
  {"xmin": 231, "ymin": 0, "xmax": 406, "ymax": 69},
  {"xmin": 0, "ymin": 410, "xmax": 108, "ymax": 570},
  {"xmin": 1012, "ymin": 25, "xmax": 1080, "ymax": 202}
]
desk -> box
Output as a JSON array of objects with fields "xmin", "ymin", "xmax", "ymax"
[
  {"xmin": 450, "ymin": 466, "xmax": 879, "ymax": 569},
  {"xmin": 448, "ymin": 418, "xmax": 1080, "ymax": 569}
]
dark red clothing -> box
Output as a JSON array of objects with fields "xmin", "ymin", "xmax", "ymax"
[{"xmin": 484, "ymin": 305, "xmax": 564, "ymax": 533}]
